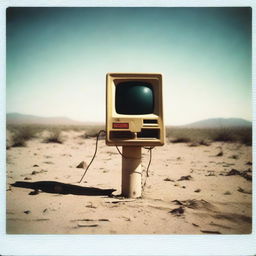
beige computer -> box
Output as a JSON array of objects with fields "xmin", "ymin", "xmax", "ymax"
[{"xmin": 106, "ymin": 73, "xmax": 165, "ymax": 147}]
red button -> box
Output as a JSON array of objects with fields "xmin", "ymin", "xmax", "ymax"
[{"xmin": 113, "ymin": 123, "xmax": 129, "ymax": 129}]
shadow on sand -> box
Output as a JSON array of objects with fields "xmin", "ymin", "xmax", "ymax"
[{"xmin": 11, "ymin": 181, "xmax": 116, "ymax": 196}]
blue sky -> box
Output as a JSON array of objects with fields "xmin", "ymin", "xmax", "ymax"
[{"xmin": 6, "ymin": 7, "xmax": 252, "ymax": 125}]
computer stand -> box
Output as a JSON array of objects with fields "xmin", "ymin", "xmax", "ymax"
[{"xmin": 121, "ymin": 146, "xmax": 142, "ymax": 198}]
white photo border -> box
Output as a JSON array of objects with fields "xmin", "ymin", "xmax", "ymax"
[{"xmin": 0, "ymin": 0, "xmax": 255, "ymax": 255}]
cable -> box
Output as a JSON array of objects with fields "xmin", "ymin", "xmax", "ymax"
[
  {"xmin": 142, "ymin": 147, "xmax": 154, "ymax": 192},
  {"xmin": 78, "ymin": 130, "xmax": 106, "ymax": 183},
  {"xmin": 78, "ymin": 130, "xmax": 154, "ymax": 188},
  {"xmin": 116, "ymin": 145, "xmax": 154, "ymax": 186},
  {"xmin": 115, "ymin": 146, "xmax": 154, "ymax": 175},
  {"xmin": 115, "ymin": 146, "xmax": 141, "ymax": 160},
  {"xmin": 145, "ymin": 147, "xmax": 153, "ymax": 177}
]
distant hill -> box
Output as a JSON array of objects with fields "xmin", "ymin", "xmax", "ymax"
[
  {"xmin": 182, "ymin": 118, "xmax": 252, "ymax": 129},
  {"xmin": 6, "ymin": 113, "xmax": 102, "ymax": 126},
  {"xmin": 6, "ymin": 113, "xmax": 252, "ymax": 129}
]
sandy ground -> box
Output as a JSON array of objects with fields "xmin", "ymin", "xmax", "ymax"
[{"xmin": 6, "ymin": 130, "xmax": 252, "ymax": 234}]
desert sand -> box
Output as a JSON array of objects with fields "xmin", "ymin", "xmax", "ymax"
[{"xmin": 6, "ymin": 130, "xmax": 252, "ymax": 234}]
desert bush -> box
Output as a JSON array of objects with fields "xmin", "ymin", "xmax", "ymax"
[
  {"xmin": 198, "ymin": 139, "xmax": 211, "ymax": 146},
  {"xmin": 236, "ymin": 128, "xmax": 252, "ymax": 146},
  {"xmin": 170, "ymin": 137, "xmax": 191, "ymax": 143},
  {"xmin": 166, "ymin": 127, "xmax": 252, "ymax": 145},
  {"xmin": 79, "ymin": 126, "xmax": 105, "ymax": 139},
  {"xmin": 7, "ymin": 124, "xmax": 106, "ymax": 146},
  {"xmin": 212, "ymin": 128, "xmax": 252, "ymax": 145},
  {"xmin": 84, "ymin": 128, "xmax": 99, "ymax": 138},
  {"xmin": 167, "ymin": 128, "xmax": 210, "ymax": 144},
  {"xmin": 11, "ymin": 132, "xmax": 27, "ymax": 147},
  {"xmin": 8, "ymin": 125, "xmax": 40, "ymax": 147},
  {"xmin": 43, "ymin": 129, "xmax": 63, "ymax": 144},
  {"xmin": 55, "ymin": 124, "xmax": 104, "ymax": 134},
  {"xmin": 240, "ymin": 134, "xmax": 252, "ymax": 146},
  {"xmin": 7, "ymin": 124, "xmax": 44, "ymax": 135},
  {"xmin": 212, "ymin": 130, "xmax": 236, "ymax": 142}
]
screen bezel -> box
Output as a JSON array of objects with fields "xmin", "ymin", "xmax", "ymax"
[{"xmin": 111, "ymin": 77, "xmax": 161, "ymax": 118}]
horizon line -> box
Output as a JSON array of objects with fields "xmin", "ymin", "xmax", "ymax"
[{"xmin": 6, "ymin": 112, "xmax": 252, "ymax": 126}]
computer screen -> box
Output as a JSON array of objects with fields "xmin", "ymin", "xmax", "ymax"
[{"xmin": 115, "ymin": 81, "xmax": 154, "ymax": 115}]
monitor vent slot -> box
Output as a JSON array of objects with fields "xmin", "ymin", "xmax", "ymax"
[
  {"xmin": 143, "ymin": 119, "xmax": 158, "ymax": 124},
  {"xmin": 143, "ymin": 119, "xmax": 158, "ymax": 127}
]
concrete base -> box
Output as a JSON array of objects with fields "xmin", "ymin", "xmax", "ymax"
[{"xmin": 121, "ymin": 146, "xmax": 142, "ymax": 198}]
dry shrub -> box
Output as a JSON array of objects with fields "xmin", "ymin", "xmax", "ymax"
[
  {"xmin": 239, "ymin": 131, "xmax": 252, "ymax": 146},
  {"xmin": 166, "ymin": 127, "xmax": 252, "ymax": 146},
  {"xmin": 212, "ymin": 130, "xmax": 236, "ymax": 142},
  {"xmin": 43, "ymin": 129, "xmax": 63, "ymax": 144},
  {"xmin": 170, "ymin": 137, "xmax": 191, "ymax": 143},
  {"xmin": 212, "ymin": 128, "xmax": 252, "ymax": 145},
  {"xmin": 8, "ymin": 125, "xmax": 39, "ymax": 147},
  {"xmin": 80, "ymin": 126, "xmax": 105, "ymax": 139},
  {"xmin": 198, "ymin": 140, "xmax": 211, "ymax": 146},
  {"xmin": 11, "ymin": 133, "xmax": 27, "ymax": 147}
]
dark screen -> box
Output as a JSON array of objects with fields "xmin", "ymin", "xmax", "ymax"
[{"xmin": 115, "ymin": 81, "xmax": 154, "ymax": 115}]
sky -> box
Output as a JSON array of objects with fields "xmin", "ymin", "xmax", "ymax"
[{"xmin": 6, "ymin": 7, "xmax": 252, "ymax": 125}]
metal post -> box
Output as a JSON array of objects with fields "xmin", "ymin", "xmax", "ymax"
[{"xmin": 121, "ymin": 146, "xmax": 142, "ymax": 198}]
